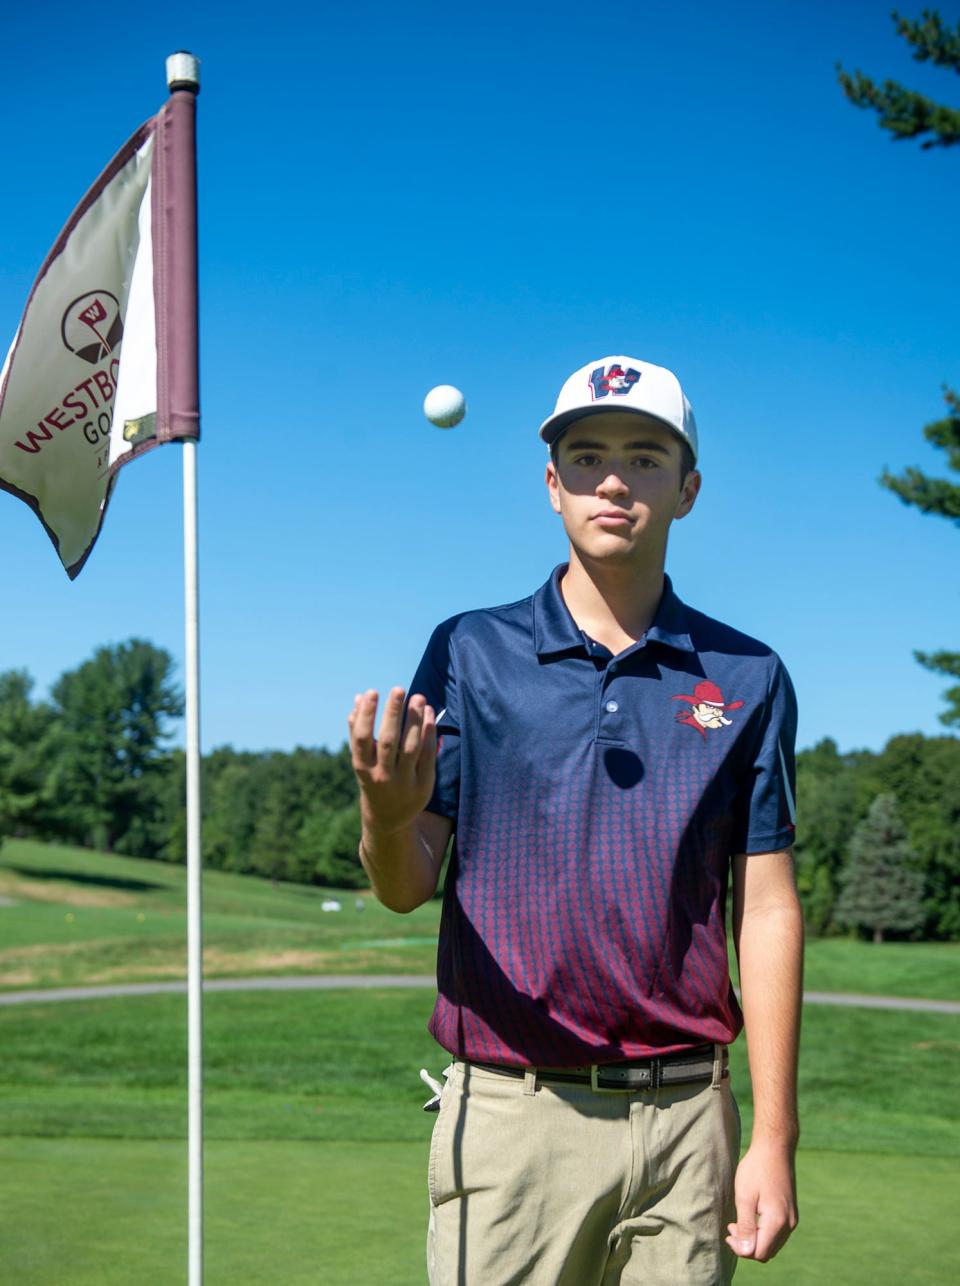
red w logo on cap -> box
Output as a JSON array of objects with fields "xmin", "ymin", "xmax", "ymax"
[{"xmin": 588, "ymin": 364, "xmax": 640, "ymax": 400}]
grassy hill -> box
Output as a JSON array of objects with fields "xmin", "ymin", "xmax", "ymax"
[
  {"xmin": 3, "ymin": 837, "xmax": 959, "ymax": 999},
  {"xmin": 0, "ymin": 838, "xmax": 440, "ymax": 989}
]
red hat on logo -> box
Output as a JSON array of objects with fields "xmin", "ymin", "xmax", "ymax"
[{"xmin": 672, "ymin": 680, "xmax": 744, "ymax": 711}]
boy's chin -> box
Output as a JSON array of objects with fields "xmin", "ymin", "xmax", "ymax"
[{"xmin": 572, "ymin": 539, "xmax": 642, "ymax": 566}]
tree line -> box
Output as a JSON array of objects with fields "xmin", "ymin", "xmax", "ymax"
[
  {"xmin": 795, "ymin": 733, "xmax": 960, "ymax": 941},
  {"xmin": 0, "ymin": 640, "xmax": 364, "ymax": 889},
  {"xmin": 1, "ymin": 638, "xmax": 959, "ymax": 937}
]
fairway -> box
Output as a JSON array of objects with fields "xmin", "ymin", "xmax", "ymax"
[
  {"xmin": 2, "ymin": 990, "xmax": 960, "ymax": 1154},
  {"xmin": 4, "ymin": 839, "xmax": 960, "ymax": 1001},
  {"xmin": 0, "ymin": 839, "xmax": 441, "ymax": 988},
  {"xmin": 1, "ymin": 986, "xmax": 959, "ymax": 1282},
  {"xmin": 2, "ymin": 841, "xmax": 960, "ymax": 1282}
]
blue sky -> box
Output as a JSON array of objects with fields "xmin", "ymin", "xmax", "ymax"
[{"xmin": 1, "ymin": 0, "xmax": 957, "ymax": 756}]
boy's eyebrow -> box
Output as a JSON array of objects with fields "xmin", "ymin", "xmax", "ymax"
[{"xmin": 561, "ymin": 437, "xmax": 672, "ymax": 455}]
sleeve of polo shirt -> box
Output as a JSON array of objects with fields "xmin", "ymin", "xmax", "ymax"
[
  {"xmin": 733, "ymin": 656, "xmax": 798, "ymax": 855},
  {"xmin": 408, "ymin": 620, "xmax": 461, "ymax": 822}
]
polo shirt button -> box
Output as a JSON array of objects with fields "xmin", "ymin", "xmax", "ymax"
[
  {"xmin": 605, "ymin": 700, "xmax": 619, "ymax": 713},
  {"xmin": 609, "ymin": 663, "xmax": 618, "ymax": 673}
]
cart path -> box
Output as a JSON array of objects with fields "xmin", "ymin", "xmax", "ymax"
[{"xmin": 0, "ymin": 976, "xmax": 958, "ymax": 1013}]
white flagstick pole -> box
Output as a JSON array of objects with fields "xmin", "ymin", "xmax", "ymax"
[
  {"xmin": 165, "ymin": 50, "xmax": 204, "ymax": 1286},
  {"xmin": 183, "ymin": 436, "xmax": 203, "ymax": 1286}
]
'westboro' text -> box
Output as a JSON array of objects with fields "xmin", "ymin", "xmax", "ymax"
[{"xmin": 14, "ymin": 358, "xmax": 121, "ymax": 454}]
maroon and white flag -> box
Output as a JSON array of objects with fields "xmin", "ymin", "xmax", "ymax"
[{"xmin": 0, "ymin": 87, "xmax": 199, "ymax": 578}]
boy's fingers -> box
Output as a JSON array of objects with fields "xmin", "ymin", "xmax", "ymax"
[
  {"xmin": 726, "ymin": 1214, "xmax": 757, "ymax": 1258},
  {"xmin": 754, "ymin": 1208, "xmax": 792, "ymax": 1262},
  {"xmin": 401, "ymin": 696, "xmax": 425, "ymax": 758},
  {"xmin": 754, "ymin": 1223, "xmax": 777, "ymax": 1263},
  {"xmin": 418, "ymin": 706, "xmax": 438, "ymax": 772},
  {"xmin": 376, "ymin": 687, "xmax": 407, "ymax": 768},
  {"xmin": 350, "ymin": 690, "xmax": 379, "ymax": 768}
]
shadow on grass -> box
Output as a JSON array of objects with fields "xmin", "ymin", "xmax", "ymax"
[{"xmin": 4, "ymin": 866, "xmax": 166, "ymax": 894}]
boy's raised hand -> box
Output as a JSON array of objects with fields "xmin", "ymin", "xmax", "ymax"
[{"xmin": 348, "ymin": 687, "xmax": 438, "ymax": 834}]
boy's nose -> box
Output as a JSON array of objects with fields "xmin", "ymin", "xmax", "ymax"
[{"xmin": 597, "ymin": 472, "xmax": 629, "ymax": 495}]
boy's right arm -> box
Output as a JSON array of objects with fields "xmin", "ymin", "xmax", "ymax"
[{"xmin": 348, "ymin": 686, "xmax": 453, "ymax": 913}]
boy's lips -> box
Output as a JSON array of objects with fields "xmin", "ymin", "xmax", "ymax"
[{"xmin": 592, "ymin": 511, "xmax": 632, "ymax": 524}]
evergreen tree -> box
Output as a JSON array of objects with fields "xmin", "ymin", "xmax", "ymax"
[
  {"xmin": 881, "ymin": 389, "xmax": 960, "ymax": 725},
  {"xmin": 837, "ymin": 9, "xmax": 960, "ymax": 148},
  {"xmin": 839, "ymin": 12, "xmax": 960, "ymax": 724},
  {"xmin": 882, "ymin": 387, "xmax": 960, "ymax": 524},
  {"xmin": 834, "ymin": 794, "xmax": 925, "ymax": 942}
]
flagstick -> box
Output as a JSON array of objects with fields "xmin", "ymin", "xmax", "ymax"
[
  {"xmin": 164, "ymin": 50, "xmax": 204, "ymax": 1285},
  {"xmin": 182, "ymin": 436, "xmax": 203, "ymax": 1286}
]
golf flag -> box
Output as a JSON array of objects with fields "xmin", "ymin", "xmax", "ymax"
[{"xmin": 0, "ymin": 83, "xmax": 199, "ymax": 578}]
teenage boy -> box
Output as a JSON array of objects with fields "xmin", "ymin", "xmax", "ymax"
[{"xmin": 348, "ymin": 356, "xmax": 802, "ymax": 1284}]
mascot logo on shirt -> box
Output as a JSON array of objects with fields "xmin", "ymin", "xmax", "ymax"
[
  {"xmin": 588, "ymin": 364, "xmax": 641, "ymax": 400},
  {"xmin": 673, "ymin": 680, "xmax": 744, "ymax": 739}
]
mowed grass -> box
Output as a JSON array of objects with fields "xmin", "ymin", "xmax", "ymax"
[
  {"xmin": 4, "ymin": 838, "xmax": 960, "ymax": 1001},
  {"xmin": 1, "ymin": 1140, "xmax": 956, "ymax": 1286},
  {"xmin": 1, "ymin": 989, "xmax": 959, "ymax": 1283},
  {"xmin": 0, "ymin": 1138, "xmax": 430, "ymax": 1286},
  {"xmin": 2, "ymin": 990, "xmax": 959, "ymax": 1153},
  {"xmin": 1, "ymin": 840, "xmax": 959, "ymax": 1283},
  {"xmin": 0, "ymin": 838, "xmax": 441, "ymax": 988}
]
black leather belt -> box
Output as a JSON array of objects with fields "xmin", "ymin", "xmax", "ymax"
[{"xmin": 466, "ymin": 1043, "xmax": 727, "ymax": 1092}]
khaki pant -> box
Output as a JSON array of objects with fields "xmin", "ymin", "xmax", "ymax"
[{"xmin": 427, "ymin": 1059, "xmax": 740, "ymax": 1285}]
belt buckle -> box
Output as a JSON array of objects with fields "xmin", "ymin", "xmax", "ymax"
[{"xmin": 590, "ymin": 1062, "xmax": 658, "ymax": 1093}]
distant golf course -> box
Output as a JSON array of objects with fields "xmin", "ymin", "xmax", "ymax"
[{"xmin": 1, "ymin": 839, "xmax": 958, "ymax": 1284}]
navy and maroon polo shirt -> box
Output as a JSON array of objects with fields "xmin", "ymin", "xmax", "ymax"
[{"xmin": 409, "ymin": 564, "xmax": 797, "ymax": 1067}]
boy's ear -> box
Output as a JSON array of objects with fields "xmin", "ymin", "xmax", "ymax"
[
  {"xmin": 545, "ymin": 459, "xmax": 563, "ymax": 514},
  {"xmin": 674, "ymin": 468, "xmax": 701, "ymax": 519}
]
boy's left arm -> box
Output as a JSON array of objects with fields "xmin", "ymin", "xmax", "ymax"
[{"xmin": 727, "ymin": 847, "xmax": 804, "ymax": 1263}]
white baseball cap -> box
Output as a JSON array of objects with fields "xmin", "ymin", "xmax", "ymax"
[{"xmin": 539, "ymin": 356, "xmax": 699, "ymax": 462}]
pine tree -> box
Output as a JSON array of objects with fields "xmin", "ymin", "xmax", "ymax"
[
  {"xmin": 883, "ymin": 388, "xmax": 960, "ymax": 725},
  {"xmin": 839, "ymin": 12, "xmax": 960, "ymax": 723},
  {"xmin": 834, "ymin": 794, "xmax": 925, "ymax": 943},
  {"xmin": 837, "ymin": 9, "xmax": 960, "ymax": 148}
]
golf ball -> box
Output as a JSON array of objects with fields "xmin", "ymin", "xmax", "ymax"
[{"xmin": 424, "ymin": 384, "xmax": 466, "ymax": 428}]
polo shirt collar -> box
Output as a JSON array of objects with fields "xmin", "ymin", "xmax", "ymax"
[
  {"xmin": 646, "ymin": 577, "xmax": 695, "ymax": 653},
  {"xmin": 533, "ymin": 564, "xmax": 695, "ymax": 657}
]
